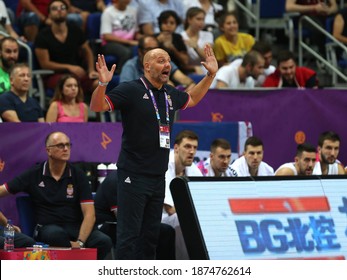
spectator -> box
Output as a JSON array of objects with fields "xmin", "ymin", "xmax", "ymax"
[
  {"xmin": 0, "ymin": 63, "xmax": 44, "ymax": 122},
  {"xmin": 214, "ymin": 11, "xmax": 255, "ymax": 67},
  {"xmin": 100, "ymin": 0, "xmax": 140, "ymax": 74},
  {"xmin": 214, "ymin": 50, "xmax": 264, "ymax": 89},
  {"xmin": 184, "ymin": 0, "xmax": 224, "ymax": 37},
  {"xmin": 230, "ymin": 136, "xmax": 274, "ymax": 176},
  {"xmin": 0, "ymin": 37, "xmax": 19, "ymax": 94},
  {"xmin": 64, "ymin": 0, "xmax": 97, "ymax": 31},
  {"xmin": 120, "ymin": 35, "xmax": 196, "ymax": 91},
  {"xmin": 46, "ymin": 74, "xmax": 88, "ymax": 122},
  {"xmin": 332, "ymin": 7, "xmax": 347, "ymax": 61},
  {"xmin": 275, "ymin": 143, "xmax": 317, "ymax": 176},
  {"xmin": 94, "ymin": 170, "xmax": 176, "ymax": 260},
  {"xmin": 0, "ymin": 131, "xmax": 113, "ymax": 260},
  {"xmin": 137, "ymin": 0, "xmax": 185, "ymax": 35},
  {"xmin": 163, "ymin": 130, "xmax": 202, "ymax": 259},
  {"xmin": 263, "ymin": 50, "xmax": 318, "ymax": 88},
  {"xmin": 198, "ymin": 138, "xmax": 236, "ymax": 177},
  {"xmin": 286, "ymin": 0, "xmax": 337, "ymax": 17},
  {"xmin": 313, "ymin": 131, "xmax": 345, "ymax": 175},
  {"xmin": 90, "ymin": 44, "xmax": 217, "ymax": 259},
  {"xmin": 70, "ymin": 0, "xmax": 106, "ymax": 14},
  {"xmin": 251, "ymin": 41, "xmax": 276, "ymax": 86},
  {"xmin": 156, "ymin": 10, "xmax": 189, "ymax": 72},
  {"xmin": 34, "ymin": 0, "xmax": 99, "ymax": 97},
  {"xmin": 0, "ymin": 210, "xmax": 35, "ymax": 249},
  {"xmin": 17, "ymin": 0, "xmax": 88, "ymax": 42},
  {"xmin": 181, "ymin": 7, "xmax": 214, "ymax": 74},
  {"xmin": 0, "ymin": 1, "xmax": 25, "ymax": 40}
]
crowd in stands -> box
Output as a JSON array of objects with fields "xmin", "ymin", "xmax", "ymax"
[
  {"xmin": 0, "ymin": 0, "xmax": 346, "ymax": 123},
  {"xmin": 1, "ymin": 0, "xmax": 347, "ymax": 260},
  {"xmin": 0, "ymin": 0, "xmax": 347, "ymax": 120}
]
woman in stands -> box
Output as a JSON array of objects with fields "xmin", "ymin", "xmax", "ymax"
[
  {"xmin": 184, "ymin": 0, "xmax": 224, "ymax": 35},
  {"xmin": 213, "ymin": 11, "xmax": 255, "ymax": 67},
  {"xmin": 181, "ymin": 7, "xmax": 214, "ymax": 74},
  {"xmin": 46, "ymin": 74, "xmax": 88, "ymax": 122},
  {"xmin": 155, "ymin": 10, "xmax": 190, "ymax": 73}
]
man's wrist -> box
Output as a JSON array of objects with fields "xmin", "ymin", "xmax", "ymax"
[
  {"xmin": 206, "ymin": 71, "xmax": 216, "ymax": 78},
  {"xmin": 98, "ymin": 80, "xmax": 109, "ymax": 86},
  {"xmin": 77, "ymin": 239, "xmax": 85, "ymax": 248}
]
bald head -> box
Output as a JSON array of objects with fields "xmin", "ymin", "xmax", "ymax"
[
  {"xmin": 45, "ymin": 131, "xmax": 70, "ymax": 146},
  {"xmin": 143, "ymin": 48, "xmax": 168, "ymax": 64},
  {"xmin": 143, "ymin": 48, "xmax": 171, "ymax": 88}
]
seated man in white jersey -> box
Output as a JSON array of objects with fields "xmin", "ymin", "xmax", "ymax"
[
  {"xmin": 198, "ymin": 138, "xmax": 236, "ymax": 177},
  {"xmin": 214, "ymin": 50, "xmax": 265, "ymax": 89},
  {"xmin": 313, "ymin": 131, "xmax": 345, "ymax": 175},
  {"xmin": 251, "ymin": 41, "xmax": 276, "ymax": 87},
  {"xmin": 275, "ymin": 143, "xmax": 317, "ymax": 176},
  {"xmin": 162, "ymin": 130, "xmax": 202, "ymax": 259},
  {"xmin": 230, "ymin": 136, "xmax": 274, "ymax": 176}
]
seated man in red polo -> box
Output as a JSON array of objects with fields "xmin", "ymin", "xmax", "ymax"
[{"xmin": 263, "ymin": 50, "xmax": 318, "ymax": 88}]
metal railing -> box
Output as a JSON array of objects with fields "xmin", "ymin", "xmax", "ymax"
[
  {"xmin": 233, "ymin": 0, "xmax": 260, "ymax": 39},
  {"xmin": 0, "ymin": 31, "xmax": 54, "ymax": 108},
  {"xmin": 233, "ymin": 0, "xmax": 295, "ymax": 51},
  {"xmin": 298, "ymin": 15, "xmax": 347, "ymax": 85},
  {"xmin": 0, "ymin": 31, "xmax": 33, "ymax": 71}
]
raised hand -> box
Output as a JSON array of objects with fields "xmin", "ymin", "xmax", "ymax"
[
  {"xmin": 200, "ymin": 44, "xmax": 218, "ymax": 75},
  {"xmin": 96, "ymin": 54, "xmax": 116, "ymax": 83}
]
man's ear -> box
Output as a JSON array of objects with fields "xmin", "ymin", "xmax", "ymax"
[
  {"xmin": 245, "ymin": 63, "xmax": 252, "ymax": 72},
  {"xmin": 144, "ymin": 62, "xmax": 150, "ymax": 72},
  {"xmin": 317, "ymin": 146, "xmax": 321, "ymax": 154},
  {"xmin": 294, "ymin": 156, "xmax": 299, "ymax": 163}
]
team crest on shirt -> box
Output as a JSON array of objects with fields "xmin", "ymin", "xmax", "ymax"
[
  {"xmin": 66, "ymin": 184, "xmax": 74, "ymax": 198},
  {"xmin": 167, "ymin": 95, "xmax": 173, "ymax": 110}
]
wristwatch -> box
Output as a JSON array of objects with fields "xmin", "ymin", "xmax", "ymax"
[{"xmin": 77, "ymin": 239, "xmax": 85, "ymax": 248}]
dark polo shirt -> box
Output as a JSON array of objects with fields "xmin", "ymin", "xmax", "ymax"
[
  {"xmin": 105, "ymin": 77, "xmax": 189, "ymax": 175},
  {"xmin": 0, "ymin": 91, "xmax": 44, "ymax": 122},
  {"xmin": 5, "ymin": 162, "xmax": 93, "ymax": 225}
]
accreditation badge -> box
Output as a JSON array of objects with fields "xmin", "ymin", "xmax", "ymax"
[{"xmin": 159, "ymin": 124, "xmax": 170, "ymax": 149}]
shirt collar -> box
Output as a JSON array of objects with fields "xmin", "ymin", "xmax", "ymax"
[
  {"xmin": 141, "ymin": 76, "xmax": 165, "ymax": 92},
  {"xmin": 42, "ymin": 161, "xmax": 72, "ymax": 179}
]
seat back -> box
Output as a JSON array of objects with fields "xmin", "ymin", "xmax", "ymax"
[
  {"xmin": 16, "ymin": 195, "xmax": 36, "ymax": 237},
  {"xmin": 259, "ymin": 0, "xmax": 286, "ymax": 18},
  {"xmin": 86, "ymin": 13, "xmax": 102, "ymax": 42},
  {"xmin": 235, "ymin": 0, "xmax": 291, "ymax": 43}
]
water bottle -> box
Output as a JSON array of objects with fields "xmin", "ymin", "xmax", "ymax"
[
  {"xmin": 4, "ymin": 219, "xmax": 15, "ymax": 251},
  {"xmin": 107, "ymin": 163, "xmax": 117, "ymax": 174}
]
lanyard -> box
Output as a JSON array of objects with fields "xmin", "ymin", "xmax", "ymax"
[{"xmin": 140, "ymin": 77, "xmax": 169, "ymax": 124}]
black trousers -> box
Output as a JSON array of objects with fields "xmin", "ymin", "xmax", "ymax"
[
  {"xmin": 99, "ymin": 222, "xmax": 175, "ymax": 260},
  {"xmin": 116, "ymin": 169, "xmax": 165, "ymax": 259},
  {"xmin": 36, "ymin": 223, "xmax": 113, "ymax": 260}
]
